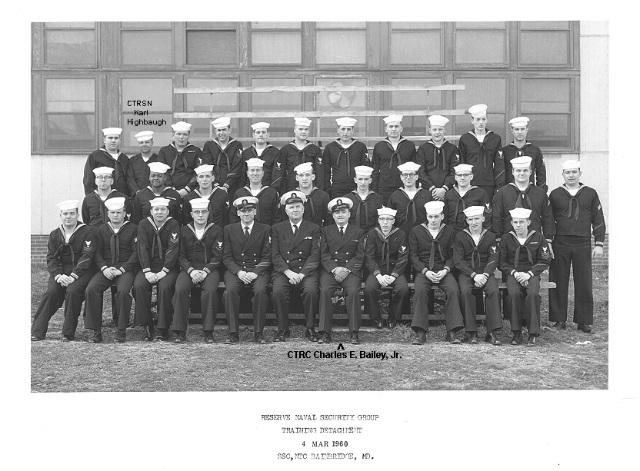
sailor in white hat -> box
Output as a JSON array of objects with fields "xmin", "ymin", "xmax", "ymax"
[
  {"xmin": 170, "ymin": 197, "xmax": 224, "ymax": 344},
  {"xmin": 279, "ymin": 117, "xmax": 324, "ymax": 194},
  {"xmin": 372, "ymin": 115, "xmax": 416, "ymax": 204},
  {"xmin": 240, "ymin": 121, "xmax": 282, "ymax": 191},
  {"xmin": 416, "ymin": 114, "xmax": 459, "ymax": 202},
  {"xmin": 409, "ymin": 200, "xmax": 464, "ymax": 345},
  {"xmin": 202, "ymin": 117, "xmax": 244, "ymax": 197},
  {"xmin": 498, "ymin": 207, "xmax": 551, "ymax": 346},
  {"xmin": 322, "ymin": 117, "xmax": 370, "ymax": 199},
  {"xmin": 133, "ymin": 196, "xmax": 182, "ymax": 341},
  {"xmin": 81, "ymin": 166, "xmax": 130, "ymax": 227},
  {"xmin": 452, "ymin": 205, "xmax": 502, "ymax": 345},
  {"xmin": 84, "ymin": 196, "xmax": 138, "ymax": 343},
  {"xmin": 442, "ymin": 163, "xmax": 491, "ymax": 233},
  {"xmin": 131, "ymin": 161, "xmax": 182, "ymax": 225},
  {"xmin": 230, "ymin": 158, "xmax": 280, "ymax": 225},
  {"xmin": 387, "ymin": 161, "xmax": 432, "ymax": 239},
  {"xmin": 222, "ymin": 195, "xmax": 272, "ymax": 344},
  {"xmin": 318, "ymin": 197, "xmax": 366, "ymax": 345},
  {"xmin": 157, "ymin": 121, "xmax": 202, "ymax": 197},
  {"xmin": 363, "ymin": 206, "xmax": 410, "ymax": 329},
  {"xmin": 343, "ymin": 165, "xmax": 383, "ymax": 232},
  {"xmin": 548, "ymin": 159, "xmax": 605, "ymax": 333},
  {"xmin": 181, "ymin": 164, "xmax": 229, "ymax": 227},
  {"xmin": 458, "ymin": 103, "xmax": 505, "ymax": 199},
  {"xmin": 492, "ymin": 156, "xmax": 554, "ymax": 241},
  {"xmin": 31, "ymin": 200, "xmax": 97, "ymax": 342},
  {"xmin": 127, "ymin": 130, "xmax": 159, "ymax": 194},
  {"xmin": 287, "ymin": 161, "xmax": 331, "ymax": 227},
  {"xmin": 503, "ymin": 116, "xmax": 547, "ymax": 191},
  {"xmin": 83, "ymin": 126, "xmax": 129, "ymax": 197}
]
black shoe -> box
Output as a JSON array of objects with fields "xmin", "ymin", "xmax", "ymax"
[
  {"xmin": 412, "ymin": 331, "xmax": 427, "ymax": 345},
  {"xmin": 487, "ymin": 331, "xmax": 501, "ymax": 346},
  {"xmin": 374, "ymin": 319, "xmax": 383, "ymax": 329},
  {"xmin": 153, "ymin": 328, "xmax": 168, "ymax": 342},
  {"xmin": 553, "ymin": 321, "xmax": 567, "ymax": 330},
  {"xmin": 224, "ymin": 333, "xmax": 239, "ymax": 344},
  {"xmin": 387, "ymin": 319, "xmax": 397, "ymax": 329},
  {"xmin": 527, "ymin": 334, "xmax": 537, "ymax": 346},
  {"xmin": 273, "ymin": 331, "xmax": 286, "ymax": 342},
  {"xmin": 31, "ymin": 335, "xmax": 44, "ymax": 342},
  {"xmin": 305, "ymin": 328, "xmax": 319, "ymax": 342},
  {"xmin": 143, "ymin": 325, "xmax": 155, "ymax": 341},
  {"xmin": 88, "ymin": 330, "xmax": 103, "ymax": 343},
  {"xmin": 116, "ymin": 329, "xmax": 126, "ymax": 343},
  {"xmin": 255, "ymin": 332, "xmax": 267, "ymax": 344},
  {"xmin": 317, "ymin": 332, "xmax": 331, "ymax": 344},
  {"xmin": 577, "ymin": 324, "xmax": 592, "ymax": 333},
  {"xmin": 446, "ymin": 330, "xmax": 461, "ymax": 344},
  {"xmin": 511, "ymin": 331, "xmax": 523, "ymax": 345},
  {"xmin": 174, "ymin": 331, "xmax": 186, "ymax": 343},
  {"xmin": 350, "ymin": 332, "xmax": 360, "ymax": 345},
  {"xmin": 468, "ymin": 332, "xmax": 478, "ymax": 344},
  {"xmin": 204, "ymin": 331, "xmax": 215, "ymax": 343},
  {"xmin": 61, "ymin": 335, "xmax": 74, "ymax": 342},
  {"xmin": 283, "ymin": 328, "xmax": 291, "ymax": 338}
]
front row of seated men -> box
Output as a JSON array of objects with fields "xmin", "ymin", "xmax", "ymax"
[{"xmin": 33, "ymin": 188, "xmax": 551, "ymax": 347}]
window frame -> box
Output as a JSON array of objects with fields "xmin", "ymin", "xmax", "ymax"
[
  {"xmin": 119, "ymin": 22, "xmax": 176, "ymax": 69},
  {"xmin": 184, "ymin": 22, "xmax": 240, "ymax": 68},
  {"xmin": 42, "ymin": 22, "xmax": 98, "ymax": 69}
]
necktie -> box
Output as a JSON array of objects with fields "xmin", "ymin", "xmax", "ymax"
[
  {"xmin": 244, "ymin": 227, "xmax": 250, "ymax": 239},
  {"xmin": 339, "ymin": 226, "xmax": 344, "ymax": 237},
  {"xmin": 292, "ymin": 224, "xmax": 298, "ymax": 236}
]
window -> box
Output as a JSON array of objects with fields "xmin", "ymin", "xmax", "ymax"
[
  {"xmin": 455, "ymin": 22, "xmax": 507, "ymax": 65},
  {"xmin": 250, "ymin": 78, "xmax": 303, "ymax": 139},
  {"xmin": 121, "ymin": 79, "xmax": 174, "ymax": 151},
  {"xmin": 186, "ymin": 22, "xmax": 237, "ymax": 65},
  {"xmin": 316, "ymin": 77, "xmax": 368, "ymax": 140},
  {"xmin": 121, "ymin": 23, "xmax": 172, "ymax": 65},
  {"xmin": 389, "ymin": 77, "xmax": 444, "ymax": 143},
  {"xmin": 185, "ymin": 77, "xmax": 239, "ymax": 142},
  {"xmin": 316, "ymin": 23, "xmax": 367, "ymax": 65},
  {"xmin": 520, "ymin": 77, "xmax": 572, "ymax": 148},
  {"xmin": 454, "ymin": 76, "xmax": 507, "ymax": 143},
  {"xmin": 44, "ymin": 78, "xmax": 96, "ymax": 150},
  {"xmin": 390, "ymin": 22, "xmax": 442, "ymax": 65},
  {"xmin": 250, "ymin": 22, "xmax": 301, "ymax": 65},
  {"xmin": 519, "ymin": 22, "xmax": 571, "ymax": 66},
  {"xmin": 44, "ymin": 22, "xmax": 96, "ymax": 67}
]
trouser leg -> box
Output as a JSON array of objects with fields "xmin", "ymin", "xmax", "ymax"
[
  {"xmin": 171, "ymin": 271, "xmax": 194, "ymax": 332},
  {"xmin": 300, "ymin": 274, "xmax": 319, "ymax": 329},
  {"xmin": 113, "ymin": 271, "xmax": 134, "ymax": 330},
  {"xmin": 458, "ymin": 274, "xmax": 477, "ymax": 332},
  {"xmin": 31, "ymin": 276, "xmax": 65, "ymax": 338},
  {"xmin": 85, "ymin": 271, "xmax": 114, "ymax": 331},
  {"xmin": 342, "ymin": 273, "xmax": 362, "ymax": 332},
  {"xmin": 156, "ymin": 269, "xmax": 179, "ymax": 330},
  {"xmin": 506, "ymin": 276, "xmax": 524, "ymax": 332},
  {"xmin": 62, "ymin": 269, "xmax": 95, "ymax": 337},
  {"xmin": 524, "ymin": 276, "xmax": 541, "ymax": 335},
  {"xmin": 223, "ymin": 271, "xmax": 242, "ymax": 335},
  {"xmin": 483, "ymin": 275, "xmax": 502, "ymax": 332},
  {"xmin": 271, "ymin": 273, "xmax": 291, "ymax": 332},
  {"xmin": 411, "ymin": 273, "xmax": 432, "ymax": 332},
  {"xmin": 389, "ymin": 275, "xmax": 409, "ymax": 322},
  {"xmin": 133, "ymin": 271, "xmax": 153, "ymax": 326},
  {"xmin": 251, "ymin": 273, "xmax": 270, "ymax": 334},
  {"xmin": 200, "ymin": 270, "xmax": 220, "ymax": 332},
  {"xmin": 571, "ymin": 241, "xmax": 594, "ymax": 325},
  {"xmin": 549, "ymin": 239, "xmax": 572, "ymax": 323},
  {"xmin": 318, "ymin": 269, "xmax": 338, "ymax": 334},
  {"xmin": 363, "ymin": 274, "xmax": 381, "ymax": 322},
  {"xmin": 440, "ymin": 273, "xmax": 464, "ymax": 332}
]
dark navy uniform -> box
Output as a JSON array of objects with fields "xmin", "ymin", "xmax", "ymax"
[
  {"xmin": 126, "ymin": 153, "xmax": 159, "ymax": 195},
  {"xmin": 271, "ymin": 219, "xmax": 321, "ymax": 331},
  {"xmin": 503, "ymin": 142, "xmax": 547, "ymax": 192},
  {"xmin": 239, "ymin": 145, "xmax": 281, "ymax": 191},
  {"xmin": 278, "ymin": 141, "xmax": 324, "ymax": 193},
  {"xmin": 416, "ymin": 140, "xmax": 459, "ymax": 195},
  {"xmin": 458, "ymin": 131, "xmax": 505, "ymax": 198},
  {"xmin": 81, "ymin": 190, "xmax": 131, "ymax": 227},
  {"xmin": 492, "ymin": 183, "xmax": 555, "ymax": 239},
  {"xmin": 322, "ymin": 140, "xmax": 370, "ymax": 198},
  {"xmin": 344, "ymin": 191, "xmax": 384, "ymax": 233},
  {"xmin": 32, "ymin": 223, "xmax": 96, "ymax": 340},
  {"xmin": 286, "ymin": 187, "xmax": 330, "ymax": 227},
  {"xmin": 157, "ymin": 143, "xmax": 202, "ymax": 194},
  {"xmin": 201, "ymin": 138, "xmax": 244, "ymax": 196},
  {"xmin": 83, "ymin": 148, "xmax": 130, "ymax": 196},
  {"xmin": 182, "ymin": 188, "xmax": 229, "ymax": 228},
  {"xmin": 85, "ymin": 221, "xmax": 139, "ymax": 331},
  {"xmin": 443, "ymin": 186, "xmax": 492, "ymax": 234},
  {"xmin": 318, "ymin": 224, "xmax": 366, "ymax": 336},
  {"xmin": 222, "ymin": 222, "xmax": 272, "ymax": 336},
  {"xmin": 387, "ymin": 187, "xmax": 433, "ymax": 238},
  {"xmin": 230, "ymin": 186, "xmax": 280, "ymax": 226},
  {"xmin": 171, "ymin": 223, "xmax": 223, "ymax": 335},
  {"xmin": 363, "ymin": 227, "xmax": 409, "ymax": 325},
  {"xmin": 131, "ymin": 186, "xmax": 182, "ymax": 225},
  {"xmin": 133, "ymin": 217, "xmax": 181, "ymax": 330},
  {"xmin": 372, "ymin": 138, "xmax": 416, "ymax": 203}
]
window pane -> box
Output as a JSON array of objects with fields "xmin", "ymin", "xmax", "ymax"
[
  {"xmin": 520, "ymin": 31, "xmax": 569, "ymax": 65},
  {"xmin": 251, "ymin": 78, "xmax": 302, "ymax": 138},
  {"xmin": 316, "ymin": 31, "xmax": 366, "ymax": 64},
  {"xmin": 46, "ymin": 79, "xmax": 95, "ymax": 112},
  {"xmin": 251, "ymin": 32, "xmax": 301, "ymax": 64},
  {"xmin": 187, "ymin": 22, "xmax": 236, "ymax": 29},
  {"xmin": 520, "ymin": 21, "xmax": 570, "ymax": 30},
  {"xmin": 45, "ymin": 79, "xmax": 95, "ymax": 149},
  {"xmin": 455, "ymin": 30, "xmax": 506, "ymax": 64},
  {"xmin": 122, "ymin": 79, "xmax": 173, "ymax": 111},
  {"xmin": 455, "ymin": 77, "xmax": 507, "ymax": 143},
  {"xmin": 317, "ymin": 22, "xmax": 366, "ymax": 29},
  {"xmin": 121, "ymin": 22, "xmax": 172, "ymax": 29},
  {"xmin": 45, "ymin": 30, "xmax": 95, "ymax": 66},
  {"xmin": 122, "ymin": 31, "xmax": 172, "ymax": 65},
  {"xmin": 251, "ymin": 22, "xmax": 301, "ymax": 29},
  {"xmin": 456, "ymin": 22, "xmax": 506, "ymax": 29},
  {"xmin": 187, "ymin": 31, "xmax": 236, "ymax": 65},
  {"xmin": 316, "ymin": 77, "xmax": 367, "ymax": 139},
  {"xmin": 391, "ymin": 31, "xmax": 441, "ymax": 64},
  {"xmin": 122, "ymin": 113, "xmax": 174, "ymax": 149},
  {"xmin": 45, "ymin": 22, "xmax": 94, "ymax": 28},
  {"xmin": 521, "ymin": 78, "xmax": 571, "ymax": 113},
  {"xmin": 186, "ymin": 78, "xmax": 239, "ymax": 142},
  {"xmin": 392, "ymin": 22, "xmax": 440, "ymax": 29},
  {"xmin": 390, "ymin": 78, "xmax": 443, "ymax": 141},
  {"xmin": 523, "ymin": 114, "xmax": 570, "ymax": 148}
]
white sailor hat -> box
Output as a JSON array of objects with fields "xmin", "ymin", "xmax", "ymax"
[
  {"xmin": 294, "ymin": 117, "xmax": 312, "ymax": 127},
  {"xmin": 148, "ymin": 162, "xmax": 171, "ymax": 174},
  {"xmin": 135, "ymin": 130, "xmax": 154, "ymax": 142},
  {"xmin": 509, "ymin": 116, "xmax": 529, "ymax": 127},
  {"xmin": 336, "ymin": 117, "xmax": 357, "ymax": 127},
  {"xmin": 251, "ymin": 122, "xmax": 270, "ymax": 131},
  {"xmin": 194, "ymin": 164, "xmax": 214, "ymax": 175},
  {"xmin": 383, "ymin": 115, "xmax": 403, "ymax": 125},
  {"xmin": 428, "ymin": 115, "xmax": 449, "ymax": 127},
  {"xmin": 171, "ymin": 121, "xmax": 192, "ymax": 132},
  {"xmin": 102, "ymin": 127, "xmax": 122, "ymax": 136},
  {"xmin": 397, "ymin": 161, "xmax": 421, "ymax": 174},
  {"xmin": 104, "ymin": 197, "xmax": 126, "ymax": 211},
  {"xmin": 562, "ymin": 159, "xmax": 581, "ymax": 170},
  {"xmin": 294, "ymin": 162, "xmax": 314, "ymax": 175},
  {"xmin": 354, "ymin": 165, "xmax": 373, "ymax": 177},
  {"xmin": 328, "ymin": 197, "xmax": 353, "ymax": 212},
  {"xmin": 511, "ymin": 156, "xmax": 532, "ymax": 169},
  {"xmin": 233, "ymin": 196, "xmax": 259, "ymax": 209},
  {"xmin": 211, "ymin": 117, "xmax": 231, "ymax": 129},
  {"xmin": 189, "ymin": 198, "xmax": 210, "ymax": 211},
  {"xmin": 281, "ymin": 191, "xmax": 307, "ymax": 206},
  {"xmin": 424, "ymin": 201, "xmax": 445, "ymax": 215},
  {"xmin": 468, "ymin": 104, "xmax": 488, "ymax": 118},
  {"xmin": 93, "ymin": 166, "xmax": 114, "ymax": 176},
  {"xmin": 463, "ymin": 206, "xmax": 485, "ymax": 218},
  {"xmin": 454, "ymin": 164, "xmax": 474, "ymax": 175},
  {"xmin": 377, "ymin": 207, "xmax": 397, "ymax": 218},
  {"xmin": 246, "ymin": 158, "xmax": 265, "ymax": 169},
  {"xmin": 509, "ymin": 208, "xmax": 531, "ymax": 219},
  {"xmin": 57, "ymin": 200, "xmax": 80, "ymax": 211},
  {"xmin": 149, "ymin": 197, "xmax": 170, "ymax": 208}
]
